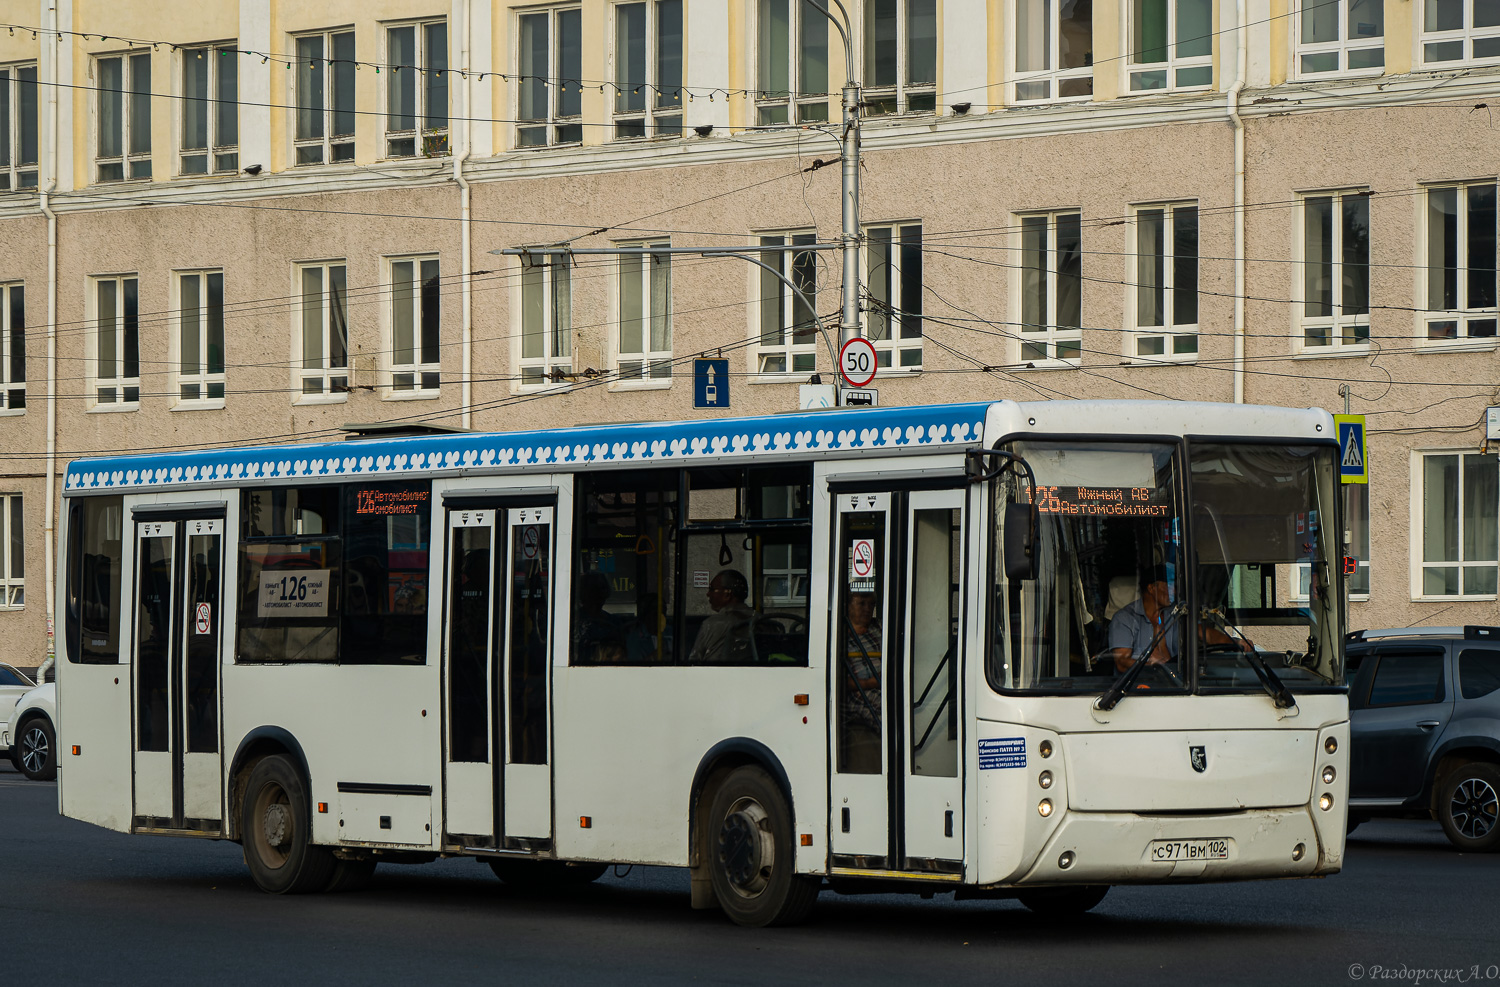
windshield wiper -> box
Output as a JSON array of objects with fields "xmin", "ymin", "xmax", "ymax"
[
  {"xmin": 1095, "ymin": 601, "xmax": 1185, "ymax": 712},
  {"xmin": 1200, "ymin": 608, "xmax": 1296, "ymax": 709}
]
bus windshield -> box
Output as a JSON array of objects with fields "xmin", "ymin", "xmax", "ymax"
[{"xmin": 990, "ymin": 439, "xmax": 1344, "ymax": 695}]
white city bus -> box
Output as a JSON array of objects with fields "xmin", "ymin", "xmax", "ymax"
[{"xmin": 54, "ymin": 399, "xmax": 1350, "ymax": 925}]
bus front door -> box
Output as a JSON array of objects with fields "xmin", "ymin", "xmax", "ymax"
[
  {"xmin": 442, "ymin": 504, "xmax": 556, "ymax": 849},
  {"xmin": 831, "ymin": 489, "xmax": 965, "ymax": 872},
  {"xmin": 130, "ymin": 515, "xmax": 225, "ymax": 834}
]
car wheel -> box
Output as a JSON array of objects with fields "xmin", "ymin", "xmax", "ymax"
[
  {"xmin": 17, "ymin": 717, "xmax": 55, "ymax": 781},
  {"xmin": 1018, "ymin": 885, "xmax": 1110, "ymax": 915},
  {"xmin": 705, "ymin": 765, "xmax": 818, "ymax": 927},
  {"xmin": 1437, "ymin": 762, "xmax": 1500, "ymax": 852},
  {"xmin": 240, "ymin": 755, "xmax": 335, "ymax": 893}
]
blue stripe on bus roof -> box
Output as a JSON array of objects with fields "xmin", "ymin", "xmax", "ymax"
[{"xmin": 63, "ymin": 401, "xmax": 994, "ymax": 494}]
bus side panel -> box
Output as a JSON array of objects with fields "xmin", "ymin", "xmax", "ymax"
[
  {"xmin": 221, "ymin": 663, "xmax": 441, "ymax": 848},
  {"xmin": 57, "ymin": 506, "xmax": 136, "ymax": 834},
  {"xmin": 551, "ymin": 666, "xmax": 826, "ymax": 869}
]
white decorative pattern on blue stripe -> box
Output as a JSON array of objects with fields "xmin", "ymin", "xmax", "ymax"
[{"xmin": 64, "ymin": 402, "xmax": 992, "ymax": 493}]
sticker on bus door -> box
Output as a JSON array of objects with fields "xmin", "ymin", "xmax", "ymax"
[
  {"xmin": 849, "ymin": 539, "xmax": 876, "ymax": 592},
  {"xmin": 258, "ymin": 570, "xmax": 332, "ymax": 617}
]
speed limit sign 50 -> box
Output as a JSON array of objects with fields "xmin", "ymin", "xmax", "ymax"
[{"xmin": 839, "ymin": 337, "xmax": 878, "ymax": 388}]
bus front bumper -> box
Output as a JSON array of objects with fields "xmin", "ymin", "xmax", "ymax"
[{"xmin": 1015, "ymin": 805, "xmax": 1341, "ymax": 885}]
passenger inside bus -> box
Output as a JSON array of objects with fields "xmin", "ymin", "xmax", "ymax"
[
  {"xmin": 573, "ymin": 571, "xmax": 626, "ymax": 663},
  {"xmin": 839, "ymin": 591, "xmax": 883, "ymax": 773},
  {"xmin": 687, "ymin": 569, "xmax": 756, "ymax": 663}
]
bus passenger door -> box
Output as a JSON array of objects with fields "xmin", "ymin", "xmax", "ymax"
[
  {"xmin": 131, "ymin": 515, "xmax": 225, "ymax": 833},
  {"xmin": 500, "ymin": 506, "xmax": 554, "ymax": 842},
  {"xmin": 831, "ymin": 493, "xmax": 893, "ymax": 862},
  {"xmin": 900, "ymin": 491, "xmax": 964, "ymax": 865},
  {"xmin": 442, "ymin": 509, "xmax": 497, "ymax": 844}
]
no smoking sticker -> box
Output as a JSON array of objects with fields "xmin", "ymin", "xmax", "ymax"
[
  {"xmin": 849, "ymin": 538, "xmax": 876, "ymax": 591},
  {"xmin": 520, "ymin": 525, "xmax": 541, "ymax": 560},
  {"xmin": 194, "ymin": 602, "xmax": 212, "ymax": 635}
]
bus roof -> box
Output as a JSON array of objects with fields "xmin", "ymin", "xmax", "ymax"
[{"xmin": 61, "ymin": 399, "xmax": 1334, "ymax": 496}]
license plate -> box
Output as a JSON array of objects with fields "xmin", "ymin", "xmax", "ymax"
[{"xmin": 1148, "ymin": 839, "xmax": 1230, "ymax": 862}]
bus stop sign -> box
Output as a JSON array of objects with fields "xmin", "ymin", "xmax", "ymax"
[
  {"xmin": 1335, "ymin": 414, "xmax": 1367, "ymax": 484},
  {"xmin": 694, "ymin": 359, "xmax": 729, "ymax": 409}
]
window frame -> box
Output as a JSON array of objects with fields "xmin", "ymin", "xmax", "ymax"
[
  {"xmin": 1412, "ymin": 449, "xmax": 1500, "ymax": 600},
  {"xmin": 614, "ymin": 0, "xmax": 685, "ymax": 138},
  {"xmin": 1297, "ymin": 188, "xmax": 1372, "ymax": 353},
  {"xmin": 1420, "ymin": 0, "xmax": 1500, "ymax": 66},
  {"xmin": 386, "ymin": 254, "xmax": 441, "ymax": 398},
  {"xmin": 292, "ymin": 28, "xmax": 357, "ymax": 167},
  {"xmin": 384, "ymin": 18, "xmax": 450, "ymax": 159},
  {"xmin": 1126, "ymin": 0, "xmax": 1214, "ymax": 93},
  {"xmin": 94, "ymin": 50, "xmax": 152, "ymax": 183},
  {"xmin": 0, "ymin": 493, "xmax": 21, "ymax": 610},
  {"xmin": 753, "ymin": 231, "xmax": 819, "ymax": 378},
  {"xmin": 1010, "ymin": 0, "xmax": 1094, "ymax": 103},
  {"xmin": 294, "ymin": 261, "xmax": 350, "ymax": 402},
  {"xmin": 173, "ymin": 269, "xmax": 226, "ymax": 408},
  {"xmin": 0, "ymin": 62, "xmax": 39, "ymax": 191},
  {"xmin": 1292, "ymin": 0, "xmax": 1385, "ymax": 77},
  {"xmin": 1420, "ymin": 180, "xmax": 1498, "ymax": 345},
  {"xmin": 89, "ymin": 274, "xmax": 141, "ymax": 410},
  {"xmin": 0, "ymin": 282, "xmax": 23, "ymax": 414},
  {"xmin": 614, "ymin": 241, "xmax": 673, "ymax": 387},
  {"xmin": 1016, "ymin": 209, "xmax": 1084, "ymax": 367},
  {"xmin": 1128, "ymin": 200, "xmax": 1199, "ymax": 362},
  {"xmin": 754, "ymin": 0, "xmax": 830, "ymax": 125},
  {"xmin": 862, "ymin": 0, "xmax": 938, "ymax": 116},
  {"xmin": 179, "ymin": 43, "xmax": 239, "ymax": 176},
  {"xmin": 516, "ymin": 250, "xmax": 573, "ymax": 390},
  {"xmin": 515, "ymin": 5, "xmax": 584, "ymax": 148},
  {"xmin": 864, "ymin": 222, "xmax": 923, "ymax": 370}
]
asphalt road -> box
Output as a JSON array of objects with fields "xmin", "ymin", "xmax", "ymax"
[{"xmin": 3, "ymin": 757, "xmax": 1495, "ymax": 986}]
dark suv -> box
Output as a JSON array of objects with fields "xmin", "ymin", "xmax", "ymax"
[{"xmin": 1346, "ymin": 626, "xmax": 1500, "ymax": 851}]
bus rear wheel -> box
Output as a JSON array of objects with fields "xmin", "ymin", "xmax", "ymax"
[
  {"xmin": 240, "ymin": 755, "xmax": 335, "ymax": 894},
  {"xmin": 705, "ymin": 766, "xmax": 818, "ymax": 927},
  {"xmin": 1018, "ymin": 885, "xmax": 1110, "ymax": 915}
]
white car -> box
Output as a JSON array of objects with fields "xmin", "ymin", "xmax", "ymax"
[
  {"xmin": 0, "ymin": 662, "xmax": 37, "ymax": 756},
  {"xmin": 5, "ymin": 681, "xmax": 56, "ymax": 781}
]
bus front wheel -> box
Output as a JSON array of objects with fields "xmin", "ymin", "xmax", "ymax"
[
  {"xmin": 240, "ymin": 755, "xmax": 336, "ymax": 894},
  {"xmin": 705, "ymin": 765, "xmax": 818, "ymax": 927}
]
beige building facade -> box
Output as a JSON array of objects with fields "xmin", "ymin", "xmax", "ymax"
[{"xmin": 0, "ymin": 0, "xmax": 1496, "ymax": 666}]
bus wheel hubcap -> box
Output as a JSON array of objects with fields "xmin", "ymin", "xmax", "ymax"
[
  {"xmin": 263, "ymin": 803, "xmax": 290, "ymax": 849},
  {"xmin": 719, "ymin": 797, "xmax": 773, "ymax": 897}
]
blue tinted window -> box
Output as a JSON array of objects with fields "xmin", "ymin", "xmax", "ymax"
[
  {"xmin": 1367, "ymin": 652, "xmax": 1445, "ymax": 706},
  {"xmin": 1460, "ymin": 648, "xmax": 1500, "ymax": 700}
]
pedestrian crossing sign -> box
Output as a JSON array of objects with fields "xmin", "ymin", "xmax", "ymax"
[{"xmin": 1335, "ymin": 414, "xmax": 1367, "ymax": 484}]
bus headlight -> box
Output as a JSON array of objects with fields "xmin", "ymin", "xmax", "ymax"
[
  {"xmin": 1039, "ymin": 740, "xmax": 1054, "ymax": 759},
  {"xmin": 1038, "ymin": 771, "xmax": 1053, "ymax": 790},
  {"xmin": 1322, "ymin": 766, "xmax": 1336, "ymax": 785},
  {"xmin": 1324, "ymin": 737, "xmax": 1338, "ymax": 755},
  {"xmin": 1038, "ymin": 799, "xmax": 1053, "ymax": 817},
  {"xmin": 1319, "ymin": 793, "xmax": 1334, "ymax": 811},
  {"xmin": 1058, "ymin": 851, "xmax": 1075, "ymax": 870},
  {"xmin": 1292, "ymin": 843, "xmax": 1306, "ymax": 861}
]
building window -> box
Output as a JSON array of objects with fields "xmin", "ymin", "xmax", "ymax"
[
  {"xmin": 1300, "ymin": 191, "xmax": 1370, "ymax": 350},
  {"xmin": 866, "ymin": 223, "xmax": 922, "ymax": 368},
  {"xmin": 1420, "ymin": 451, "xmax": 1498, "ymax": 598},
  {"xmin": 176, "ymin": 271, "xmax": 225, "ymax": 404},
  {"xmin": 1422, "ymin": 0, "xmax": 1500, "ymax": 64},
  {"xmin": 1013, "ymin": 0, "xmax": 1092, "ymax": 102},
  {"xmin": 864, "ymin": 0, "xmax": 937, "ymax": 114},
  {"xmin": 1424, "ymin": 182, "xmax": 1497, "ymax": 342},
  {"xmin": 519, "ymin": 251, "xmax": 572, "ymax": 386},
  {"xmin": 294, "ymin": 30, "xmax": 356, "ymax": 165},
  {"xmin": 616, "ymin": 0, "xmax": 683, "ymax": 137},
  {"xmin": 91, "ymin": 275, "xmax": 140, "ymax": 407},
  {"xmin": 1131, "ymin": 202, "xmax": 1198, "ymax": 360},
  {"xmin": 618, "ymin": 243, "xmax": 672, "ymax": 383},
  {"xmin": 1018, "ymin": 211, "xmax": 1082, "ymax": 363},
  {"xmin": 390, "ymin": 256, "xmax": 440, "ymax": 393},
  {"xmin": 181, "ymin": 44, "xmax": 238, "ymax": 174},
  {"xmin": 1128, "ymin": 0, "xmax": 1213, "ymax": 91},
  {"xmin": 386, "ymin": 20, "xmax": 449, "ymax": 158},
  {"xmin": 297, "ymin": 262, "xmax": 348, "ymax": 397},
  {"xmin": 0, "ymin": 64, "xmax": 38, "ymax": 190},
  {"xmin": 757, "ymin": 0, "xmax": 828, "ymax": 124},
  {"xmin": 1296, "ymin": 0, "xmax": 1384, "ymax": 75},
  {"xmin": 96, "ymin": 51, "xmax": 151, "ymax": 182},
  {"xmin": 0, "ymin": 493, "xmax": 20, "ymax": 608},
  {"xmin": 756, "ymin": 233, "xmax": 818, "ymax": 375},
  {"xmin": 517, "ymin": 7, "xmax": 583, "ymax": 147},
  {"xmin": 0, "ymin": 283, "xmax": 22, "ymax": 412}
]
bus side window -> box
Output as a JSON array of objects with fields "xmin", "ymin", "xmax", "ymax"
[
  {"xmin": 237, "ymin": 486, "xmax": 342, "ymax": 664},
  {"xmin": 341, "ymin": 482, "xmax": 432, "ymax": 665},
  {"xmin": 68, "ymin": 496, "xmax": 124, "ymax": 664},
  {"xmin": 573, "ymin": 471, "xmax": 677, "ymax": 665}
]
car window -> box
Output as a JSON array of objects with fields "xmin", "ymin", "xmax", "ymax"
[
  {"xmin": 1459, "ymin": 649, "xmax": 1500, "ymax": 700},
  {"xmin": 0, "ymin": 665, "xmax": 31, "ymax": 687},
  {"xmin": 1366, "ymin": 652, "xmax": 1446, "ymax": 707}
]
